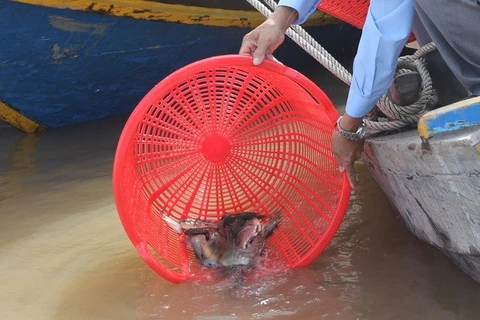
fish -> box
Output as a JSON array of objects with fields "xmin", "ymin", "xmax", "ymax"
[
  {"xmin": 235, "ymin": 210, "xmax": 281, "ymax": 264},
  {"xmin": 162, "ymin": 214, "xmax": 218, "ymax": 266},
  {"xmin": 162, "ymin": 210, "xmax": 281, "ymax": 270},
  {"xmin": 184, "ymin": 212, "xmax": 261, "ymax": 267},
  {"xmin": 187, "ymin": 227, "xmax": 251, "ymax": 267}
]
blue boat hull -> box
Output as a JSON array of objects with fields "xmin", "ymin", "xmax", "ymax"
[{"xmin": 0, "ymin": 1, "xmax": 361, "ymax": 129}]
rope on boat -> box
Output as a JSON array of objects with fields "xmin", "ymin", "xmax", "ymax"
[
  {"xmin": 244, "ymin": 0, "xmax": 437, "ymax": 133},
  {"xmin": 366, "ymin": 43, "xmax": 436, "ymax": 132}
]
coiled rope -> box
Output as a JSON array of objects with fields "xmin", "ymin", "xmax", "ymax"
[{"xmin": 244, "ymin": 0, "xmax": 437, "ymax": 132}]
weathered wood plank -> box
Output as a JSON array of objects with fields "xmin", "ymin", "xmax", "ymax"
[
  {"xmin": 363, "ymin": 121, "xmax": 480, "ymax": 282},
  {"xmin": 418, "ymin": 96, "xmax": 480, "ymax": 140},
  {"xmin": 0, "ymin": 101, "xmax": 42, "ymax": 133},
  {"xmin": 13, "ymin": 0, "xmax": 337, "ymax": 28}
]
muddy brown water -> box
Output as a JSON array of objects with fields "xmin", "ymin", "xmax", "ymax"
[{"xmin": 1, "ymin": 67, "xmax": 479, "ymax": 320}]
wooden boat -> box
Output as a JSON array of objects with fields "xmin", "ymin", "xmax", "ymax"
[
  {"xmin": 0, "ymin": 0, "xmax": 361, "ymax": 133},
  {"xmin": 364, "ymin": 96, "xmax": 480, "ymax": 283}
]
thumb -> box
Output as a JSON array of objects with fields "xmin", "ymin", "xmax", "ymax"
[{"xmin": 342, "ymin": 161, "xmax": 357, "ymax": 189}]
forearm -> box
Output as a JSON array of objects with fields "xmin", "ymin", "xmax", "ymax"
[
  {"xmin": 345, "ymin": 0, "xmax": 415, "ymax": 119},
  {"xmin": 269, "ymin": 5, "xmax": 299, "ymax": 32}
]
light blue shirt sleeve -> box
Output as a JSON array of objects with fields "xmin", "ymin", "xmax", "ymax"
[
  {"xmin": 278, "ymin": 0, "xmax": 415, "ymax": 118},
  {"xmin": 346, "ymin": 0, "xmax": 415, "ymax": 118},
  {"xmin": 278, "ymin": 0, "xmax": 322, "ymax": 24}
]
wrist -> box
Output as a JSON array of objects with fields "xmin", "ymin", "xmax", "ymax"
[
  {"xmin": 270, "ymin": 6, "xmax": 298, "ymax": 32},
  {"xmin": 335, "ymin": 115, "xmax": 366, "ymax": 141},
  {"xmin": 339, "ymin": 114, "xmax": 364, "ymax": 131}
]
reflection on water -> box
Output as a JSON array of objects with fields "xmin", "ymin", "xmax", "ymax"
[{"xmin": 1, "ymin": 66, "xmax": 479, "ymax": 320}]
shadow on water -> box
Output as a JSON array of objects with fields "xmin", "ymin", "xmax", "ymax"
[
  {"xmin": 0, "ymin": 115, "xmax": 127, "ymax": 244},
  {"xmin": 0, "ymin": 126, "xmax": 43, "ymax": 201}
]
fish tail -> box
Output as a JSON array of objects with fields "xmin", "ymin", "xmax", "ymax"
[{"xmin": 161, "ymin": 214, "xmax": 182, "ymax": 234}]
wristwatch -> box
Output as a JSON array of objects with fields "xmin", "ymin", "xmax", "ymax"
[{"xmin": 334, "ymin": 116, "xmax": 366, "ymax": 141}]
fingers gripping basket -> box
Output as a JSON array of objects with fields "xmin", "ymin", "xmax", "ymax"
[{"xmin": 113, "ymin": 55, "xmax": 351, "ymax": 283}]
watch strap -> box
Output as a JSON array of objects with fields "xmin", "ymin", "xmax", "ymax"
[{"xmin": 335, "ymin": 116, "xmax": 366, "ymax": 141}]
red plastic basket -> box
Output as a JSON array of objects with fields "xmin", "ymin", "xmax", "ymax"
[
  {"xmin": 113, "ymin": 55, "xmax": 351, "ymax": 283},
  {"xmin": 318, "ymin": 0, "xmax": 416, "ymax": 41},
  {"xmin": 318, "ymin": 0, "xmax": 370, "ymax": 29}
]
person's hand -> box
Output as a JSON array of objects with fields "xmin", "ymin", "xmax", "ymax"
[
  {"xmin": 331, "ymin": 115, "xmax": 365, "ymax": 188},
  {"xmin": 239, "ymin": 6, "xmax": 298, "ymax": 65}
]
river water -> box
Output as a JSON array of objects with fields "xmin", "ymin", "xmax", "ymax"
[{"xmin": 1, "ymin": 66, "xmax": 479, "ymax": 320}]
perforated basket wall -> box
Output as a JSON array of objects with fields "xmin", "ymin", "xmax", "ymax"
[
  {"xmin": 113, "ymin": 55, "xmax": 351, "ymax": 283},
  {"xmin": 317, "ymin": 1, "xmax": 416, "ymax": 41},
  {"xmin": 318, "ymin": 0, "xmax": 370, "ymax": 29}
]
